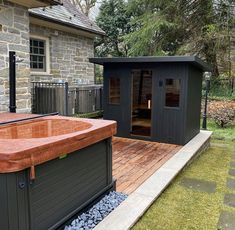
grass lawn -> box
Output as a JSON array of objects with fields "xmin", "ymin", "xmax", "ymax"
[
  {"xmin": 207, "ymin": 119, "xmax": 235, "ymax": 141},
  {"xmin": 132, "ymin": 120, "xmax": 235, "ymax": 230}
]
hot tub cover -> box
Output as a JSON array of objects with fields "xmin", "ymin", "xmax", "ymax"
[{"xmin": 0, "ymin": 113, "xmax": 116, "ymax": 174}]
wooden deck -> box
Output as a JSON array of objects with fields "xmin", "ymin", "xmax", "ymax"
[{"xmin": 112, "ymin": 137, "xmax": 182, "ymax": 194}]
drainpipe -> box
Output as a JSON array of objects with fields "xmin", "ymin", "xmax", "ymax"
[{"xmin": 9, "ymin": 51, "xmax": 16, "ymax": 113}]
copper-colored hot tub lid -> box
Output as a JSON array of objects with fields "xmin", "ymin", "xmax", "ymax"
[
  {"xmin": 0, "ymin": 112, "xmax": 38, "ymax": 123},
  {"xmin": 0, "ymin": 113, "xmax": 116, "ymax": 173},
  {"xmin": 0, "ymin": 119, "xmax": 92, "ymax": 139}
]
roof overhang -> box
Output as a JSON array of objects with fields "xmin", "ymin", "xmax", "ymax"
[
  {"xmin": 29, "ymin": 13, "xmax": 103, "ymax": 39},
  {"xmin": 89, "ymin": 56, "xmax": 212, "ymax": 72},
  {"xmin": 8, "ymin": 0, "xmax": 62, "ymax": 8}
]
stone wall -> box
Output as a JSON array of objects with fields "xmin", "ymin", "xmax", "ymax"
[
  {"xmin": 30, "ymin": 24, "xmax": 95, "ymax": 84},
  {"xmin": 0, "ymin": 2, "xmax": 96, "ymax": 113},
  {"xmin": 0, "ymin": 0, "xmax": 30, "ymax": 113}
]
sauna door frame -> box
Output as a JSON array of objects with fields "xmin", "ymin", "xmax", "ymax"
[{"xmin": 130, "ymin": 68, "xmax": 154, "ymax": 140}]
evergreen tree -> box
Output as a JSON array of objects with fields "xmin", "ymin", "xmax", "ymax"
[
  {"xmin": 95, "ymin": 0, "xmax": 234, "ymax": 78},
  {"xmin": 95, "ymin": 0, "xmax": 132, "ymax": 57}
]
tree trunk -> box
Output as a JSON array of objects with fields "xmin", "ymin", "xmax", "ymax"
[{"xmin": 204, "ymin": 41, "xmax": 219, "ymax": 79}]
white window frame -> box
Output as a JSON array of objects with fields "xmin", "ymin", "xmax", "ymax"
[{"xmin": 30, "ymin": 35, "xmax": 50, "ymax": 75}]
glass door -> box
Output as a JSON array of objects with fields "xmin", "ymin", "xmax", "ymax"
[{"xmin": 131, "ymin": 70, "xmax": 152, "ymax": 137}]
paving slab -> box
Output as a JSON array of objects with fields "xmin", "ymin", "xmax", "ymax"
[
  {"xmin": 211, "ymin": 143, "xmax": 229, "ymax": 148},
  {"xmin": 230, "ymin": 162, "xmax": 235, "ymax": 168},
  {"xmin": 94, "ymin": 192, "xmax": 154, "ymax": 230},
  {"xmin": 224, "ymin": 194, "xmax": 235, "ymax": 208},
  {"xmin": 94, "ymin": 130, "xmax": 212, "ymax": 230},
  {"xmin": 217, "ymin": 211, "xmax": 235, "ymax": 230},
  {"xmin": 180, "ymin": 177, "xmax": 216, "ymax": 193},
  {"xmin": 227, "ymin": 178, "xmax": 235, "ymax": 191},
  {"xmin": 228, "ymin": 169, "xmax": 235, "ymax": 177},
  {"xmin": 134, "ymin": 168, "xmax": 179, "ymax": 198}
]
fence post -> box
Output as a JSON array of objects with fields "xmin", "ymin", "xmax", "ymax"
[
  {"xmin": 9, "ymin": 51, "xmax": 16, "ymax": 112},
  {"xmin": 100, "ymin": 87, "xmax": 103, "ymax": 111},
  {"xmin": 64, "ymin": 82, "xmax": 69, "ymax": 116}
]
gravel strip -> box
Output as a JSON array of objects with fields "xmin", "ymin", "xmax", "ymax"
[{"xmin": 64, "ymin": 191, "xmax": 128, "ymax": 230}]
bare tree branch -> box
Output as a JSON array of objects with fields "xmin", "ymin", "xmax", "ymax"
[{"xmin": 70, "ymin": 0, "xmax": 97, "ymax": 16}]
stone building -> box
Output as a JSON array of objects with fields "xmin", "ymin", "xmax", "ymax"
[{"xmin": 0, "ymin": 0, "xmax": 104, "ymax": 113}]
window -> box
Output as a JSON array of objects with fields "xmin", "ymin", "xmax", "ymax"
[
  {"xmin": 165, "ymin": 79, "xmax": 181, "ymax": 107},
  {"xmin": 109, "ymin": 77, "xmax": 120, "ymax": 104},
  {"xmin": 30, "ymin": 37, "xmax": 48, "ymax": 72}
]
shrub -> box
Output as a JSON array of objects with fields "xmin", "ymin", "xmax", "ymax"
[{"xmin": 208, "ymin": 101, "xmax": 235, "ymax": 128}]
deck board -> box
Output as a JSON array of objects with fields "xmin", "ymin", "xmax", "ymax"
[{"xmin": 112, "ymin": 137, "xmax": 181, "ymax": 194}]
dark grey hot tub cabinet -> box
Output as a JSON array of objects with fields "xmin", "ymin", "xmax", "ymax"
[
  {"xmin": 90, "ymin": 56, "xmax": 211, "ymax": 145},
  {"xmin": 0, "ymin": 138, "xmax": 114, "ymax": 230}
]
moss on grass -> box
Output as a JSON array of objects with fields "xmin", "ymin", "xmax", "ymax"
[{"xmin": 132, "ymin": 141, "xmax": 235, "ymax": 230}]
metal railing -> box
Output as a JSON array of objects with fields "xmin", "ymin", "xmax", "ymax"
[{"xmin": 31, "ymin": 82, "xmax": 103, "ymax": 116}]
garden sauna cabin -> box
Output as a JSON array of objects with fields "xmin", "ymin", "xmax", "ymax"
[{"xmin": 90, "ymin": 56, "xmax": 211, "ymax": 145}]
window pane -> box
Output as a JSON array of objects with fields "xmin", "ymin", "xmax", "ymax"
[
  {"xmin": 165, "ymin": 79, "xmax": 180, "ymax": 107},
  {"xmin": 39, "ymin": 41, "xmax": 44, "ymax": 48},
  {"xmin": 33, "ymin": 47, "xmax": 39, "ymax": 54},
  {"xmin": 30, "ymin": 38, "xmax": 47, "ymax": 72},
  {"xmin": 38, "ymin": 56, "xmax": 43, "ymax": 62},
  {"xmin": 109, "ymin": 78, "xmax": 120, "ymax": 104},
  {"xmin": 33, "ymin": 40, "xmax": 38, "ymax": 46},
  {"xmin": 38, "ymin": 63, "xmax": 44, "ymax": 69},
  {"xmin": 32, "ymin": 55, "xmax": 37, "ymax": 62},
  {"xmin": 39, "ymin": 48, "xmax": 44, "ymax": 54},
  {"xmin": 32, "ymin": 62, "xmax": 37, "ymax": 69}
]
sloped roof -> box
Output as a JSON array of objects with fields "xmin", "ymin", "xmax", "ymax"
[
  {"xmin": 29, "ymin": 0, "xmax": 105, "ymax": 36},
  {"xmin": 89, "ymin": 56, "xmax": 212, "ymax": 71},
  {"xmin": 8, "ymin": 0, "xmax": 62, "ymax": 8}
]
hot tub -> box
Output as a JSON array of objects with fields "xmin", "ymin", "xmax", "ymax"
[{"xmin": 0, "ymin": 113, "xmax": 116, "ymax": 230}]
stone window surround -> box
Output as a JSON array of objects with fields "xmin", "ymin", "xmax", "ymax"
[{"xmin": 30, "ymin": 34, "xmax": 50, "ymax": 75}]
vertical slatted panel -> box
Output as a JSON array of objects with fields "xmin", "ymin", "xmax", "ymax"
[
  {"xmin": 0, "ymin": 175, "xmax": 9, "ymax": 230},
  {"xmin": 6, "ymin": 174, "xmax": 20, "ymax": 230},
  {"xmin": 0, "ymin": 173, "xmax": 30, "ymax": 230},
  {"xmin": 29, "ymin": 140, "xmax": 111, "ymax": 230},
  {"xmin": 0, "ymin": 139, "xmax": 112, "ymax": 230},
  {"xmin": 32, "ymin": 82, "xmax": 68, "ymax": 115},
  {"xmin": 31, "ymin": 82, "xmax": 103, "ymax": 116},
  {"xmin": 185, "ymin": 66, "xmax": 203, "ymax": 143},
  {"xmin": 17, "ymin": 171, "xmax": 30, "ymax": 230}
]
